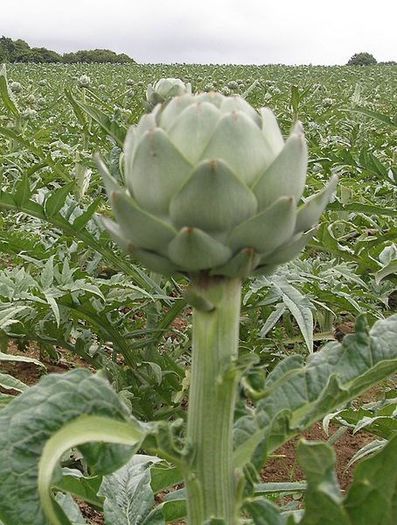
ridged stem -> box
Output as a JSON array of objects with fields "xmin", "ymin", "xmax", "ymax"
[{"xmin": 185, "ymin": 276, "xmax": 241, "ymax": 524}]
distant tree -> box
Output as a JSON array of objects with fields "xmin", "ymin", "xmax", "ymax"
[
  {"xmin": 29, "ymin": 47, "xmax": 62, "ymax": 63},
  {"xmin": 0, "ymin": 36, "xmax": 136, "ymax": 64},
  {"xmin": 378, "ymin": 60, "xmax": 397, "ymax": 66},
  {"xmin": 63, "ymin": 48, "xmax": 134, "ymax": 63},
  {"xmin": 347, "ymin": 52, "xmax": 377, "ymax": 66}
]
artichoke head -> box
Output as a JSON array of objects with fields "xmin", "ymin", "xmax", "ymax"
[
  {"xmin": 97, "ymin": 91, "xmax": 337, "ymax": 278},
  {"xmin": 145, "ymin": 78, "xmax": 192, "ymax": 111}
]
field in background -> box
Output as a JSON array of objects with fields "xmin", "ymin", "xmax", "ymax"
[{"xmin": 0, "ymin": 62, "xmax": 396, "ymax": 523}]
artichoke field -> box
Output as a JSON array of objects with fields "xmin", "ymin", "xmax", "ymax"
[{"xmin": 97, "ymin": 91, "xmax": 337, "ymax": 278}]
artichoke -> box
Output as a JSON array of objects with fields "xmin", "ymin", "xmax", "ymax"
[
  {"xmin": 145, "ymin": 78, "xmax": 192, "ymax": 110},
  {"xmin": 97, "ymin": 92, "xmax": 337, "ymax": 278}
]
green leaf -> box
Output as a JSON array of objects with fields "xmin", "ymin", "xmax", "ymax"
[
  {"xmin": 56, "ymin": 469, "xmax": 103, "ymax": 509},
  {"xmin": 346, "ymin": 107, "xmax": 397, "ymax": 128},
  {"xmin": 0, "ymin": 393, "xmax": 13, "ymax": 408},
  {"xmin": 260, "ymin": 303, "xmax": 286, "ymax": 338},
  {"xmin": 327, "ymin": 201, "xmax": 397, "ymax": 217},
  {"xmin": 44, "ymin": 182, "xmax": 75, "ymax": 218},
  {"xmin": 0, "ymin": 372, "xmax": 28, "ymax": 392},
  {"xmin": 0, "ymin": 304, "xmax": 30, "ymax": 331},
  {"xmin": 13, "ymin": 175, "xmax": 32, "ymax": 207},
  {"xmin": 290, "ymin": 85, "xmax": 300, "ymax": 115},
  {"xmin": 54, "ymin": 493, "xmax": 88, "ymax": 525},
  {"xmin": 344, "ymin": 434, "xmax": 397, "ymax": 525},
  {"xmin": 244, "ymin": 497, "xmax": 283, "ymax": 524},
  {"xmin": 98, "ymin": 455, "xmax": 161, "ymax": 525},
  {"xmin": 274, "ymin": 278, "xmax": 313, "ymax": 353},
  {"xmin": 254, "ymin": 481, "xmax": 307, "ymax": 495},
  {"xmin": 72, "ymin": 196, "xmax": 101, "ymax": 231},
  {"xmin": 0, "ymin": 350, "xmax": 46, "ymax": 369},
  {"xmin": 374, "ymin": 260, "xmax": 397, "ymax": 284},
  {"xmin": 0, "ymin": 369, "xmax": 148, "ymax": 525},
  {"xmin": 40, "ymin": 255, "xmax": 55, "ymax": 288},
  {"xmin": 150, "ymin": 462, "xmax": 182, "ymax": 494},
  {"xmin": 64, "ymin": 88, "xmax": 88, "ymax": 129},
  {"xmin": 297, "ymin": 441, "xmax": 350, "ymax": 525},
  {"xmin": 39, "ymin": 415, "xmax": 145, "ymax": 525},
  {"xmin": 234, "ymin": 314, "xmax": 397, "ymax": 469},
  {"xmin": 0, "ymin": 65, "xmax": 20, "ymax": 117},
  {"xmin": 72, "ymin": 100, "xmax": 126, "ymax": 147}
]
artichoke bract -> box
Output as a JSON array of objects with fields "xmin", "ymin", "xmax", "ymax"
[{"xmin": 97, "ymin": 92, "xmax": 337, "ymax": 278}]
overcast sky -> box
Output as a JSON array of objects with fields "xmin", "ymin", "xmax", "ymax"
[{"xmin": 1, "ymin": 0, "xmax": 396, "ymax": 65}]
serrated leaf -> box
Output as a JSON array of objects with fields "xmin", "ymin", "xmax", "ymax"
[
  {"xmin": 40, "ymin": 255, "xmax": 55, "ymax": 289},
  {"xmin": 271, "ymin": 277, "xmax": 313, "ymax": 353},
  {"xmin": 234, "ymin": 314, "xmax": 397, "ymax": 469},
  {"xmin": 44, "ymin": 182, "xmax": 75, "ymax": 218},
  {"xmin": 0, "ymin": 305, "xmax": 30, "ymax": 331},
  {"xmin": 43, "ymin": 291, "xmax": 61, "ymax": 327}
]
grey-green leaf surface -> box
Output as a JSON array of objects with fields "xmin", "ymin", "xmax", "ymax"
[
  {"xmin": 0, "ymin": 372, "xmax": 28, "ymax": 392},
  {"xmin": 54, "ymin": 493, "xmax": 88, "ymax": 525},
  {"xmin": 234, "ymin": 314, "xmax": 397, "ymax": 469},
  {"xmin": 99, "ymin": 455, "xmax": 161, "ymax": 525},
  {"xmin": 0, "ymin": 369, "xmax": 141, "ymax": 525}
]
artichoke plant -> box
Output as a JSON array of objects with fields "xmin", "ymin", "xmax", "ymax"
[
  {"xmin": 145, "ymin": 77, "xmax": 192, "ymax": 110},
  {"xmin": 96, "ymin": 89, "xmax": 337, "ymax": 524},
  {"xmin": 97, "ymin": 91, "xmax": 337, "ymax": 279}
]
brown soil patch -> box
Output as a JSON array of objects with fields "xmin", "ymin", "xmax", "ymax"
[{"xmin": 261, "ymin": 422, "xmax": 374, "ymax": 491}]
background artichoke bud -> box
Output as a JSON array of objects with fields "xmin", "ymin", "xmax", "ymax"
[
  {"xmin": 97, "ymin": 92, "xmax": 337, "ymax": 278},
  {"xmin": 145, "ymin": 78, "xmax": 192, "ymax": 111}
]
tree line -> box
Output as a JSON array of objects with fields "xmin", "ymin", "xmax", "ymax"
[{"xmin": 0, "ymin": 36, "xmax": 135, "ymax": 64}]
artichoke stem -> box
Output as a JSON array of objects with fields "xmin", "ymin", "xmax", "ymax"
[{"xmin": 185, "ymin": 276, "xmax": 241, "ymax": 524}]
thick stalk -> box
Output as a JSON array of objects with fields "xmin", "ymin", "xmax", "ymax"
[{"xmin": 185, "ymin": 276, "xmax": 241, "ymax": 524}]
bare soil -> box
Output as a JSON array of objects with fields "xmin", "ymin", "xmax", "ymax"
[{"xmin": 261, "ymin": 422, "xmax": 373, "ymax": 491}]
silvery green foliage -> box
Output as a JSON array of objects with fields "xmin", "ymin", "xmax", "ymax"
[
  {"xmin": 145, "ymin": 77, "xmax": 192, "ymax": 110},
  {"xmin": 0, "ymin": 370, "xmax": 139, "ymax": 525},
  {"xmin": 97, "ymin": 92, "xmax": 337, "ymax": 278}
]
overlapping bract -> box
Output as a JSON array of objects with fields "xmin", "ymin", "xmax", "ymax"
[{"xmin": 97, "ymin": 91, "xmax": 337, "ymax": 277}]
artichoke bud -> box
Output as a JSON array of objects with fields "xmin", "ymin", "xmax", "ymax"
[
  {"xmin": 97, "ymin": 91, "xmax": 337, "ymax": 278},
  {"xmin": 145, "ymin": 78, "xmax": 192, "ymax": 111}
]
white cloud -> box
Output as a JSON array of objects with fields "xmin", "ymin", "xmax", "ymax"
[{"xmin": 1, "ymin": 0, "xmax": 396, "ymax": 64}]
